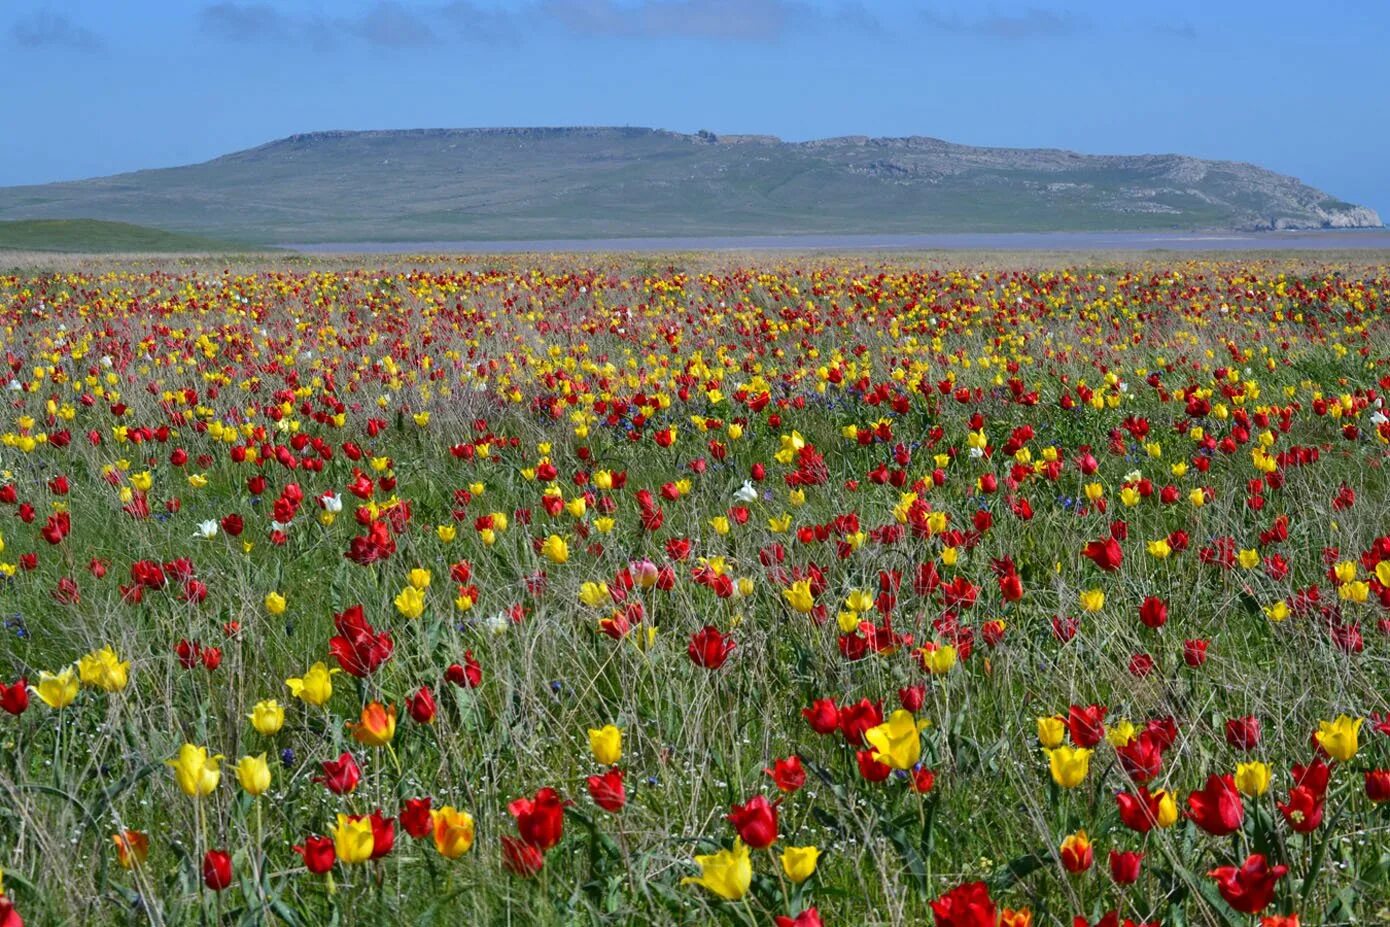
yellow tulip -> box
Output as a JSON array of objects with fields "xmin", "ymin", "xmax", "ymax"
[
  {"xmin": 588, "ymin": 724, "xmax": 622, "ymax": 765},
  {"xmin": 1079, "ymin": 589, "xmax": 1105, "ymax": 613},
  {"xmin": 77, "ymin": 646, "xmax": 130, "ymax": 692},
  {"xmin": 394, "ymin": 585, "xmax": 425, "ymax": 619},
  {"xmin": 167, "ymin": 744, "xmax": 222, "ymax": 798},
  {"xmin": 781, "ymin": 845, "xmax": 820, "ymax": 883},
  {"xmin": 579, "ymin": 581, "xmax": 610, "ymax": 606},
  {"xmin": 1153, "ymin": 789, "xmax": 1179, "ymax": 828},
  {"xmin": 249, "ymin": 699, "xmax": 285, "ymax": 735},
  {"xmin": 681, "ymin": 838, "xmax": 752, "ymax": 900},
  {"xmin": 408, "ymin": 568, "xmax": 431, "ymax": 590},
  {"xmin": 864, "ymin": 709, "xmax": 930, "ymax": 770},
  {"xmin": 31, "ymin": 668, "xmax": 79, "ymax": 709},
  {"xmin": 235, "ymin": 754, "xmax": 272, "ymax": 796},
  {"xmin": 1036, "ymin": 716, "xmax": 1066, "ymax": 749},
  {"xmin": 542, "ymin": 534, "xmax": 569, "ymax": 564},
  {"xmin": 1234, "ymin": 761, "xmax": 1271, "ymax": 797},
  {"xmin": 918, "ymin": 643, "xmax": 957, "ymax": 675},
  {"xmin": 1315, "ymin": 715, "xmax": 1363, "ymax": 762},
  {"xmin": 1046, "ymin": 745, "xmax": 1092, "ymax": 788},
  {"xmin": 333, "ymin": 813, "xmax": 376, "ymax": 864},
  {"xmin": 286, "ymin": 662, "xmax": 337, "ymax": 707},
  {"xmin": 431, "ymin": 806, "xmax": 476, "ymax": 858},
  {"xmin": 264, "ymin": 591, "xmax": 287, "ymax": 615},
  {"xmin": 782, "ymin": 579, "xmax": 814, "ymax": 614}
]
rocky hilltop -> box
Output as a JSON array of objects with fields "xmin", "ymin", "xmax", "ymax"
[{"xmin": 0, "ymin": 127, "xmax": 1377, "ymax": 243}]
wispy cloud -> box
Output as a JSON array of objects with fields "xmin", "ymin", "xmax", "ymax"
[
  {"xmin": 922, "ymin": 6, "xmax": 1085, "ymax": 40},
  {"xmin": 542, "ymin": 0, "xmax": 816, "ymax": 41},
  {"xmin": 199, "ymin": 0, "xmax": 873, "ymax": 47},
  {"xmin": 200, "ymin": 1, "xmax": 443, "ymax": 48},
  {"xmin": 10, "ymin": 10, "xmax": 103, "ymax": 50}
]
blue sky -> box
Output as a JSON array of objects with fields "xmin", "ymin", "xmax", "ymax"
[{"xmin": 2, "ymin": 0, "xmax": 1386, "ymax": 217}]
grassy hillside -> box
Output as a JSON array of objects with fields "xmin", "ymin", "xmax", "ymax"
[
  {"xmin": 0, "ymin": 128, "xmax": 1379, "ymax": 244},
  {"xmin": 0, "ymin": 218, "xmax": 247, "ymax": 253}
]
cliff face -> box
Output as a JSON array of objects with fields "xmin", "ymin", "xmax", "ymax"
[{"xmin": 0, "ymin": 127, "xmax": 1378, "ymax": 242}]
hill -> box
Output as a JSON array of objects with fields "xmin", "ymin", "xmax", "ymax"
[
  {"xmin": 0, "ymin": 128, "xmax": 1379, "ymax": 244},
  {"xmin": 0, "ymin": 218, "xmax": 248, "ymax": 253}
]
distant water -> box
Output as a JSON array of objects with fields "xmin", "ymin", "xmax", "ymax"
[{"xmin": 286, "ymin": 229, "xmax": 1390, "ymax": 254}]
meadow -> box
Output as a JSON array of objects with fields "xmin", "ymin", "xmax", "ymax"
[{"xmin": 1, "ymin": 254, "xmax": 1389, "ymax": 927}]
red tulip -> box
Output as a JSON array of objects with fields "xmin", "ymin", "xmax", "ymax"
[
  {"xmin": 406, "ymin": 685, "xmax": 437, "ymax": 724},
  {"xmin": 400, "ymin": 797, "xmax": 433, "ymax": 838},
  {"xmin": 764, "ymin": 755, "xmax": 806, "ymax": 793},
  {"xmin": 687, "ymin": 626, "xmax": 735, "ymax": 669},
  {"xmin": 202, "ymin": 850, "xmax": 233, "ymax": 891},
  {"xmin": 501, "ymin": 835, "xmax": 545, "ymax": 877},
  {"xmin": 1186, "ymin": 774, "xmax": 1244, "ymax": 836},
  {"xmin": 315, "ymin": 752, "xmax": 362, "ymax": 795},
  {"xmin": 802, "ymin": 698, "xmax": 840, "ymax": 735},
  {"xmin": 1138, "ymin": 596, "xmax": 1168, "ymax": 628},
  {"xmin": 1365, "ymin": 770, "xmax": 1390, "ymax": 803},
  {"xmin": 587, "ymin": 768, "xmax": 626, "ymax": 812},
  {"xmin": 1067, "ymin": 704, "xmax": 1107, "ymax": 747},
  {"xmin": 1225, "ymin": 716, "xmax": 1261, "ymax": 751},
  {"xmin": 1207, "ymin": 854, "xmax": 1287, "ymax": 914},
  {"xmin": 1082, "ymin": 537, "xmax": 1124, "ymax": 572},
  {"xmin": 930, "ymin": 880, "xmax": 996, "ymax": 927},
  {"xmin": 1108, "ymin": 849, "xmax": 1143, "ymax": 884},
  {"xmin": 508, "ymin": 787, "xmax": 569, "ymax": 850},
  {"xmin": 727, "ymin": 794, "xmax": 779, "ymax": 849},
  {"xmin": 294, "ymin": 835, "xmax": 336, "ymax": 874},
  {"xmin": 0, "ymin": 679, "xmax": 28, "ymax": 716}
]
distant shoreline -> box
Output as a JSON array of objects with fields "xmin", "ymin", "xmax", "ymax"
[{"xmin": 284, "ymin": 229, "xmax": 1390, "ymax": 254}]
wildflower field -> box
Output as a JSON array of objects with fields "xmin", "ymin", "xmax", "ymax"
[{"xmin": 2, "ymin": 256, "xmax": 1390, "ymax": 927}]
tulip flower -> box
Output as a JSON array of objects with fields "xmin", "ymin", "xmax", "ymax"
[
  {"xmin": 332, "ymin": 814, "xmax": 376, "ymax": 864},
  {"xmin": 1059, "ymin": 830, "xmax": 1093, "ymax": 873},
  {"xmin": 30, "ymin": 668, "xmax": 78, "ymax": 709},
  {"xmin": 765, "ymin": 755, "xmax": 806, "ymax": 793},
  {"xmin": 249, "ymin": 699, "xmax": 285, "ymax": 735},
  {"xmin": 1207, "ymin": 854, "xmax": 1287, "ymax": 914},
  {"xmin": 286, "ymin": 662, "xmax": 338, "ymax": 706},
  {"xmin": 502, "ymin": 835, "xmax": 544, "ymax": 877},
  {"xmin": 688, "ymin": 626, "xmax": 735, "ymax": 669},
  {"xmin": 1234, "ymin": 761, "xmax": 1271, "ymax": 797},
  {"xmin": 167, "ymin": 744, "xmax": 222, "ymax": 798},
  {"xmin": 781, "ymin": 844, "xmax": 820, "ymax": 883},
  {"xmin": 1036, "ymin": 716, "xmax": 1066, "ymax": 749},
  {"xmin": 1046, "ymin": 746, "xmax": 1093, "ymax": 788},
  {"xmin": 509, "ymin": 787, "xmax": 568, "ymax": 850},
  {"xmin": 1186, "ymin": 774, "xmax": 1244, "ymax": 835},
  {"xmin": 264, "ymin": 591, "xmax": 287, "ymax": 615},
  {"xmin": 112, "ymin": 830, "xmax": 150, "ymax": 869},
  {"xmin": 864, "ymin": 709, "xmax": 931, "ymax": 770},
  {"xmin": 202, "ymin": 850, "xmax": 232, "ymax": 891},
  {"xmin": 315, "ymin": 752, "xmax": 362, "ymax": 795},
  {"xmin": 1108, "ymin": 849, "xmax": 1142, "ymax": 884},
  {"xmin": 77, "ymin": 646, "xmax": 130, "ymax": 692},
  {"xmin": 1314, "ymin": 715, "xmax": 1362, "ymax": 762},
  {"xmin": 930, "ymin": 880, "xmax": 996, "ymax": 927},
  {"xmin": 348, "ymin": 701, "xmax": 397, "ymax": 747},
  {"xmin": 431, "ymin": 806, "xmax": 476, "ymax": 858},
  {"xmin": 587, "ymin": 768, "xmax": 626, "ymax": 812},
  {"xmin": 588, "ymin": 724, "xmax": 622, "ymax": 765},
  {"xmin": 294, "ymin": 835, "xmax": 336, "ymax": 874},
  {"xmin": 681, "ymin": 838, "xmax": 751, "ymax": 901},
  {"xmin": 235, "ymin": 754, "xmax": 272, "ymax": 796},
  {"xmin": 728, "ymin": 794, "xmax": 779, "ymax": 848}
]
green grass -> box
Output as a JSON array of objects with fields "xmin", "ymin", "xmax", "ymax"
[{"xmin": 0, "ymin": 218, "xmax": 249, "ymax": 253}]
